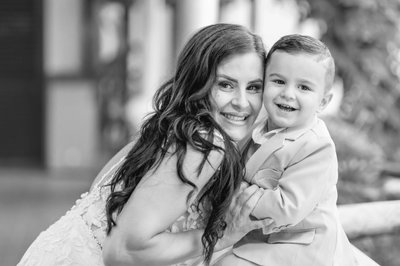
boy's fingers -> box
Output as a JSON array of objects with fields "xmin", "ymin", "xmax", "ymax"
[{"xmin": 251, "ymin": 218, "xmax": 273, "ymax": 231}]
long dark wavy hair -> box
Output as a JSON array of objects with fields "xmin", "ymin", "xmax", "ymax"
[{"xmin": 105, "ymin": 23, "xmax": 266, "ymax": 265}]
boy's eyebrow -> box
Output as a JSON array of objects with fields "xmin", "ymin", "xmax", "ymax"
[
  {"xmin": 267, "ymin": 73, "xmax": 318, "ymax": 86},
  {"xmin": 217, "ymin": 74, "xmax": 263, "ymax": 84},
  {"xmin": 266, "ymin": 72, "xmax": 282, "ymax": 78},
  {"xmin": 298, "ymin": 78, "xmax": 317, "ymax": 86}
]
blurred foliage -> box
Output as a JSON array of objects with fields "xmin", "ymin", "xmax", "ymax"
[
  {"xmin": 323, "ymin": 116, "xmax": 386, "ymax": 203},
  {"xmin": 97, "ymin": 52, "xmax": 130, "ymax": 157},
  {"xmin": 95, "ymin": 0, "xmax": 131, "ymax": 159},
  {"xmin": 297, "ymin": 0, "xmax": 400, "ymax": 162}
]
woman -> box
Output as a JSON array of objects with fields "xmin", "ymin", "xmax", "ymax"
[{"xmin": 17, "ymin": 23, "xmax": 268, "ymax": 266}]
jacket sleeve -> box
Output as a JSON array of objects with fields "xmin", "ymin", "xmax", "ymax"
[{"xmin": 251, "ymin": 136, "xmax": 338, "ymax": 233}]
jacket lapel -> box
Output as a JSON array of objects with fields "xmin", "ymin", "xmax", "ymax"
[{"xmin": 244, "ymin": 133, "xmax": 285, "ymax": 182}]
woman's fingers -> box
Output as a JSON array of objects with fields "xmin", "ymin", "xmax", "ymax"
[
  {"xmin": 238, "ymin": 186, "xmax": 262, "ymax": 216},
  {"xmin": 239, "ymin": 181, "xmax": 250, "ymax": 192},
  {"xmin": 235, "ymin": 184, "xmax": 259, "ymax": 207},
  {"xmin": 219, "ymin": 185, "xmax": 273, "ymax": 248},
  {"xmin": 228, "ymin": 184, "xmax": 260, "ymax": 221},
  {"xmin": 238, "ymin": 186, "xmax": 273, "ymax": 230},
  {"xmin": 231, "ymin": 182, "xmax": 251, "ymax": 207},
  {"xmin": 228, "ymin": 183, "xmax": 255, "ymax": 215}
]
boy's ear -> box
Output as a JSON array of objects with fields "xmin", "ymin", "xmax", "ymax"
[{"xmin": 318, "ymin": 92, "xmax": 333, "ymax": 112}]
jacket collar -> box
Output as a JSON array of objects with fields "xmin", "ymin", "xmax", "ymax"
[
  {"xmin": 244, "ymin": 116, "xmax": 318, "ymax": 182},
  {"xmin": 255, "ymin": 116, "xmax": 319, "ymax": 143}
]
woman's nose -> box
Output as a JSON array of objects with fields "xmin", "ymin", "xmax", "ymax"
[{"xmin": 232, "ymin": 90, "xmax": 250, "ymax": 109}]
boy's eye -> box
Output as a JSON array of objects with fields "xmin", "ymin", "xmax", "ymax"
[
  {"xmin": 299, "ymin": 84, "xmax": 311, "ymax": 91},
  {"xmin": 272, "ymin": 79, "xmax": 284, "ymax": 85}
]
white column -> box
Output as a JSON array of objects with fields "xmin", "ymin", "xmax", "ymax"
[
  {"xmin": 44, "ymin": 0, "xmax": 99, "ymax": 170},
  {"xmin": 253, "ymin": 0, "xmax": 300, "ymax": 48},
  {"xmin": 219, "ymin": 0, "xmax": 252, "ymax": 29},
  {"xmin": 126, "ymin": 0, "xmax": 173, "ymax": 130},
  {"xmin": 44, "ymin": 0, "xmax": 83, "ymax": 75},
  {"xmin": 174, "ymin": 0, "xmax": 220, "ymax": 56}
]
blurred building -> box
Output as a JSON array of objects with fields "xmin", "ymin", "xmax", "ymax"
[{"xmin": 0, "ymin": 0, "xmax": 316, "ymax": 171}]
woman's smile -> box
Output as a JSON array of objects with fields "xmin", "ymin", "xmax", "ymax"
[{"xmin": 221, "ymin": 112, "xmax": 249, "ymax": 123}]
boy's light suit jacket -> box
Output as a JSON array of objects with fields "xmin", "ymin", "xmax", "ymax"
[{"xmin": 233, "ymin": 118, "xmax": 357, "ymax": 266}]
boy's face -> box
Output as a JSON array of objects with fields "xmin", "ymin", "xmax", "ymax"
[{"xmin": 263, "ymin": 51, "xmax": 332, "ymax": 131}]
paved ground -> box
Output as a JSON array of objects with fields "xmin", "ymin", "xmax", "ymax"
[{"xmin": 0, "ymin": 168, "xmax": 96, "ymax": 266}]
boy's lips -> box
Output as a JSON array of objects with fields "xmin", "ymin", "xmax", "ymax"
[{"xmin": 276, "ymin": 103, "xmax": 297, "ymax": 112}]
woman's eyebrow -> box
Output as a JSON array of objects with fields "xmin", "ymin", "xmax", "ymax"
[
  {"xmin": 249, "ymin": 78, "xmax": 263, "ymax": 84},
  {"xmin": 217, "ymin": 75, "xmax": 263, "ymax": 84},
  {"xmin": 217, "ymin": 74, "xmax": 238, "ymax": 83}
]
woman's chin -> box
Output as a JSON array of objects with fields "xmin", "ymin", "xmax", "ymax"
[{"xmin": 226, "ymin": 128, "xmax": 249, "ymax": 143}]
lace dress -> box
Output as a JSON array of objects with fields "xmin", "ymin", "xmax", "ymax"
[{"xmin": 17, "ymin": 157, "xmax": 216, "ymax": 266}]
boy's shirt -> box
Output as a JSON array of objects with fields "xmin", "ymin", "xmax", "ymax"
[
  {"xmin": 252, "ymin": 122, "xmax": 285, "ymax": 144},
  {"xmin": 233, "ymin": 116, "xmax": 358, "ymax": 266}
]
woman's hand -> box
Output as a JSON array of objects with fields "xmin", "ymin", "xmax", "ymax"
[{"xmin": 216, "ymin": 183, "xmax": 272, "ymax": 250}]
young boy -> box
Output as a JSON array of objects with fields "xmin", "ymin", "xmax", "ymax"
[{"xmin": 215, "ymin": 35, "xmax": 358, "ymax": 266}]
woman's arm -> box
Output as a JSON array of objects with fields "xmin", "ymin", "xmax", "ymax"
[
  {"xmin": 102, "ymin": 144, "xmax": 272, "ymax": 266},
  {"xmin": 89, "ymin": 141, "xmax": 135, "ymax": 191},
  {"xmin": 102, "ymin": 144, "xmax": 223, "ymax": 266}
]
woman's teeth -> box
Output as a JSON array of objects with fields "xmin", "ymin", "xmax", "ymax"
[{"xmin": 223, "ymin": 113, "xmax": 246, "ymax": 121}]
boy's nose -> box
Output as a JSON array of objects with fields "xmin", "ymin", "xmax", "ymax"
[{"xmin": 280, "ymin": 85, "xmax": 295, "ymax": 100}]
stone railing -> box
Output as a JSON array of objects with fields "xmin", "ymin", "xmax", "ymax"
[{"xmin": 339, "ymin": 200, "xmax": 400, "ymax": 265}]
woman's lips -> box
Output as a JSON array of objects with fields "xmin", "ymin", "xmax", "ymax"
[{"xmin": 221, "ymin": 112, "xmax": 249, "ymax": 124}]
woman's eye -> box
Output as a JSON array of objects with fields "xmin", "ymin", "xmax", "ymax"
[
  {"xmin": 218, "ymin": 82, "xmax": 233, "ymax": 90},
  {"xmin": 247, "ymin": 85, "xmax": 262, "ymax": 93}
]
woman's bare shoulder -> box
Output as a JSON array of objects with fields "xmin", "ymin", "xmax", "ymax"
[{"xmin": 89, "ymin": 141, "xmax": 135, "ymax": 191}]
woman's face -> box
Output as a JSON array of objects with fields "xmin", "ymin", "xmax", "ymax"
[{"xmin": 210, "ymin": 52, "xmax": 264, "ymax": 142}]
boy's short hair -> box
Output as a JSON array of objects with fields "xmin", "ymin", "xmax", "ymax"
[{"xmin": 266, "ymin": 34, "xmax": 335, "ymax": 92}]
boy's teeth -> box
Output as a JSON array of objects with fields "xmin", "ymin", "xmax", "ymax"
[{"xmin": 277, "ymin": 104, "xmax": 295, "ymax": 111}]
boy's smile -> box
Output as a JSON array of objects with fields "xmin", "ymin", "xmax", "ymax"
[{"xmin": 263, "ymin": 51, "xmax": 332, "ymax": 131}]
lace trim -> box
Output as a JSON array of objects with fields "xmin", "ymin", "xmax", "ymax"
[{"xmin": 71, "ymin": 156, "xmax": 126, "ymax": 248}]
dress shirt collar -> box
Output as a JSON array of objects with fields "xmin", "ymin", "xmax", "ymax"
[{"xmin": 252, "ymin": 116, "xmax": 319, "ymax": 145}]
